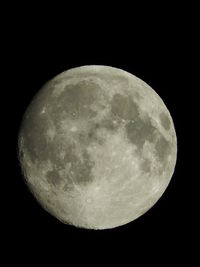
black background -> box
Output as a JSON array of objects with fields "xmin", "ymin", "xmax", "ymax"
[{"xmin": 3, "ymin": 3, "xmax": 195, "ymax": 265}]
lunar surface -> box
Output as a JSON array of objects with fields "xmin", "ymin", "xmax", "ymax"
[{"xmin": 18, "ymin": 65, "xmax": 177, "ymax": 229}]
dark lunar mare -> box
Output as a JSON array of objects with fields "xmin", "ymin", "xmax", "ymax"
[
  {"xmin": 159, "ymin": 112, "xmax": 171, "ymax": 130},
  {"xmin": 19, "ymin": 80, "xmax": 104, "ymax": 188},
  {"xmin": 109, "ymin": 93, "xmax": 172, "ymax": 173}
]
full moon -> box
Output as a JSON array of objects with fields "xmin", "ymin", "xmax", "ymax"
[{"xmin": 18, "ymin": 65, "xmax": 177, "ymax": 229}]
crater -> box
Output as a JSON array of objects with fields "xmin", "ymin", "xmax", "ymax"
[{"xmin": 159, "ymin": 112, "xmax": 171, "ymax": 130}]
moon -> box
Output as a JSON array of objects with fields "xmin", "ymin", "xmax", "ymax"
[{"xmin": 18, "ymin": 65, "xmax": 177, "ymax": 229}]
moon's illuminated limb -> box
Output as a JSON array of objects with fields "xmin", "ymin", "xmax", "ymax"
[{"xmin": 18, "ymin": 65, "xmax": 177, "ymax": 229}]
